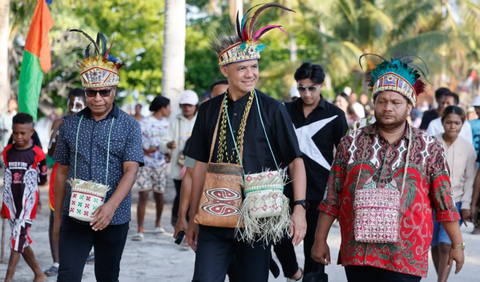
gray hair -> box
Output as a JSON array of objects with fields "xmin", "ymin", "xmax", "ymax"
[{"xmin": 210, "ymin": 35, "xmax": 239, "ymax": 56}]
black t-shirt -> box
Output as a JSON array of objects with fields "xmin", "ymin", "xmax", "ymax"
[
  {"xmin": 419, "ymin": 109, "xmax": 439, "ymax": 130},
  {"xmin": 187, "ymin": 90, "xmax": 302, "ymax": 174},
  {"xmin": 284, "ymin": 97, "xmax": 348, "ymax": 201}
]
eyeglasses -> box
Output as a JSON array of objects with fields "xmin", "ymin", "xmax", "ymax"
[
  {"xmin": 297, "ymin": 84, "xmax": 320, "ymax": 93},
  {"xmin": 85, "ymin": 88, "xmax": 114, "ymax": 98}
]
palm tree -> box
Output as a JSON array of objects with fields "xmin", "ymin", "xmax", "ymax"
[
  {"xmin": 161, "ymin": 0, "xmax": 186, "ymax": 114},
  {"xmin": 0, "ymin": 0, "xmax": 10, "ymax": 114}
]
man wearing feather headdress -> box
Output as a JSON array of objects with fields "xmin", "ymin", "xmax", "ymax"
[
  {"xmin": 185, "ymin": 3, "xmax": 307, "ymax": 282},
  {"xmin": 52, "ymin": 30, "xmax": 144, "ymax": 282},
  {"xmin": 311, "ymin": 55, "xmax": 465, "ymax": 281}
]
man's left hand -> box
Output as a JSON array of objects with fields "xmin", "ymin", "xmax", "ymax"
[
  {"xmin": 462, "ymin": 209, "xmax": 473, "ymax": 222},
  {"xmin": 90, "ymin": 202, "xmax": 117, "ymax": 231},
  {"xmin": 448, "ymin": 248, "xmax": 465, "ymax": 274},
  {"xmin": 290, "ymin": 207, "xmax": 307, "ymax": 246}
]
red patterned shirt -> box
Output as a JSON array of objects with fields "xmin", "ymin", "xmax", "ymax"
[{"xmin": 319, "ymin": 123, "xmax": 459, "ymax": 278}]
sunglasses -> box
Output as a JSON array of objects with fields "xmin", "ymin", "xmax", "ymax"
[
  {"xmin": 85, "ymin": 88, "xmax": 114, "ymax": 98},
  {"xmin": 297, "ymin": 85, "xmax": 320, "ymax": 93}
]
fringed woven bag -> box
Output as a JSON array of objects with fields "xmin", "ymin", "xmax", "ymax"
[
  {"xmin": 68, "ymin": 115, "xmax": 114, "ymax": 222},
  {"xmin": 232, "ymin": 91, "xmax": 290, "ymax": 245},
  {"xmin": 353, "ymin": 126, "xmax": 412, "ymax": 244}
]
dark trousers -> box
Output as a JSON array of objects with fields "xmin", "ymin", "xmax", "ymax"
[
  {"xmin": 192, "ymin": 225, "xmax": 271, "ymax": 282},
  {"xmin": 345, "ymin": 266, "xmax": 422, "ymax": 282},
  {"xmin": 57, "ymin": 216, "xmax": 129, "ymax": 282},
  {"xmin": 274, "ymin": 200, "xmax": 323, "ymax": 277},
  {"xmin": 172, "ymin": 179, "xmax": 182, "ymax": 225}
]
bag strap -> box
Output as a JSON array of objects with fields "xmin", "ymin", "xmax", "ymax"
[
  {"xmin": 354, "ymin": 124, "xmax": 412, "ymax": 198},
  {"xmin": 254, "ymin": 90, "xmax": 280, "ymax": 171},
  {"xmin": 225, "ymin": 92, "xmax": 253, "ymax": 168},
  {"xmin": 74, "ymin": 115, "xmax": 116, "ymax": 184},
  {"xmin": 228, "ymin": 90, "xmax": 279, "ymax": 172},
  {"xmin": 208, "ymin": 101, "xmax": 225, "ymax": 162}
]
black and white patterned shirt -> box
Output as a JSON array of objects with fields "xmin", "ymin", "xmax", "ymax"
[{"xmin": 53, "ymin": 104, "xmax": 144, "ymax": 225}]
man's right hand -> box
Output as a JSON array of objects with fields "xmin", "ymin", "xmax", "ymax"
[
  {"xmin": 186, "ymin": 220, "xmax": 199, "ymax": 252},
  {"xmin": 311, "ymin": 240, "xmax": 331, "ymax": 265},
  {"xmin": 167, "ymin": 141, "xmax": 177, "ymax": 150},
  {"xmin": 174, "ymin": 217, "xmax": 188, "ymax": 238}
]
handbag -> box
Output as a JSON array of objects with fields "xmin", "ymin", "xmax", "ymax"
[
  {"xmin": 194, "ymin": 100, "xmax": 251, "ymax": 228},
  {"xmin": 68, "ymin": 115, "xmax": 112, "ymax": 222},
  {"xmin": 353, "ymin": 126, "xmax": 412, "ymax": 244},
  {"xmin": 232, "ymin": 91, "xmax": 290, "ymax": 244}
]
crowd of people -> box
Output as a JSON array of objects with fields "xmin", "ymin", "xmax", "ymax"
[{"xmin": 1, "ymin": 2, "xmax": 479, "ymax": 282}]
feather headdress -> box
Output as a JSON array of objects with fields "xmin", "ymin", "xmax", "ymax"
[
  {"xmin": 212, "ymin": 3, "xmax": 295, "ymax": 66},
  {"xmin": 70, "ymin": 29, "xmax": 124, "ymax": 88},
  {"xmin": 359, "ymin": 54, "xmax": 429, "ymax": 106}
]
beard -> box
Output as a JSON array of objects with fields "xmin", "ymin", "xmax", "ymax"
[{"xmin": 375, "ymin": 108, "xmax": 409, "ymax": 132}]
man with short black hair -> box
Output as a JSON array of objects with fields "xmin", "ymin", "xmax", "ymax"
[
  {"xmin": 419, "ymin": 87, "xmax": 450, "ymax": 130},
  {"xmin": 53, "ymin": 31, "xmax": 144, "ymax": 282},
  {"xmin": 274, "ymin": 63, "xmax": 348, "ymax": 281},
  {"xmin": 209, "ymin": 79, "xmax": 229, "ymax": 98},
  {"xmin": 426, "ymin": 92, "xmax": 473, "ymax": 143}
]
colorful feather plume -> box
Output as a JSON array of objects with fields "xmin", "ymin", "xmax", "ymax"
[{"xmin": 235, "ymin": 3, "xmax": 294, "ymax": 52}]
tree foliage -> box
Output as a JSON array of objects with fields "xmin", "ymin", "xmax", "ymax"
[{"xmin": 8, "ymin": 0, "xmax": 480, "ymax": 112}]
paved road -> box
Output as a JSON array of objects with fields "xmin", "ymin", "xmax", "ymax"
[{"xmin": 0, "ymin": 177, "xmax": 479, "ymax": 281}]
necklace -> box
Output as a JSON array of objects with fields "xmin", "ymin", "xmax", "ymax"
[{"xmin": 216, "ymin": 90, "xmax": 254, "ymax": 164}]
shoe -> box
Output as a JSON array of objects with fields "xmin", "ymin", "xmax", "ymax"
[
  {"xmin": 155, "ymin": 227, "xmax": 165, "ymax": 234},
  {"xmin": 44, "ymin": 265, "xmax": 59, "ymax": 277},
  {"xmin": 132, "ymin": 232, "xmax": 144, "ymax": 241},
  {"xmin": 86, "ymin": 252, "xmax": 95, "ymax": 265}
]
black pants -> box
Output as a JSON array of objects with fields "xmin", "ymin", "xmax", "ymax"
[
  {"xmin": 192, "ymin": 225, "xmax": 271, "ymax": 282},
  {"xmin": 345, "ymin": 266, "xmax": 422, "ymax": 282},
  {"xmin": 57, "ymin": 216, "xmax": 129, "ymax": 282},
  {"xmin": 274, "ymin": 200, "xmax": 323, "ymax": 277},
  {"xmin": 172, "ymin": 179, "xmax": 182, "ymax": 225}
]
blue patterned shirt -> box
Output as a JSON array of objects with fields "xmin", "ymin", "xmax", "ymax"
[{"xmin": 53, "ymin": 104, "xmax": 144, "ymax": 225}]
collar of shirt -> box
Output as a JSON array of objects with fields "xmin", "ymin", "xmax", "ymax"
[
  {"xmin": 364, "ymin": 121, "xmax": 412, "ymax": 142},
  {"xmin": 293, "ymin": 95, "xmax": 326, "ymax": 111},
  {"xmin": 80, "ymin": 103, "xmax": 119, "ymax": 120}
]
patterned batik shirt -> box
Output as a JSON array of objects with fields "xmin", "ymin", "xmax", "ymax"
[
  {"xmin": 2, "ymin": 144, "xmax": 47, "ymax": 219},
  {"xmin": 139, "ymin": 116, "xmax": 169, "ymax": 168},
  {"xmin": 319, "ymin": 122, "xmax": 459, "ymax": 278}
]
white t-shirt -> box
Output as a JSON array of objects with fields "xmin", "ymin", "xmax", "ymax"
[
  {"xmin": 426, "ymin": 117, "xmax": 473, "ymax": 144},
  {"xmin": 352, "ymin": 102, "xmax": 365, "ymax": 118},
  {"xmin": 140, "ymin": 116, "xmax": 169, "ymax": 168}
]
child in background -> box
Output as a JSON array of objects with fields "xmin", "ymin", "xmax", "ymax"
[{"xmin": 2, "ymin": 113, "xmax": 47, "ymax": 282}]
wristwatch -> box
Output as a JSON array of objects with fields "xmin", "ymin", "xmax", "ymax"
[
  {"xmin": 452, "ymin": 242, "xmax": 466, "ymax": 250},
  {"xmin": 293, "ymin": 199, "xmax": 309, "ymax": 210}
]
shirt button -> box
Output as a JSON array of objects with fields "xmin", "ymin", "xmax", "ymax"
[
  {"xmin": 234, "ymin": 113, "xmax": 237, "ymax": 116},
  {"xmin": 233, "ymin": 130, "xmax": 237, "ymax": 134}
]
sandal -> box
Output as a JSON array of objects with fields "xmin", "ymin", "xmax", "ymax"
[
  {"xmin": 44, "ymin": 266, "xmax": 58, "ymax": 277},
  {"xmin": 155, "ymin": 227, "xmax": 165, "ymax": 234},
  {"xmin": 132, "ymin": 232, "xmax": 144, "ymax": 241},
  {"xmin": 86, "ymin": 252, "xmax": 95, "ymax": 265}
]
